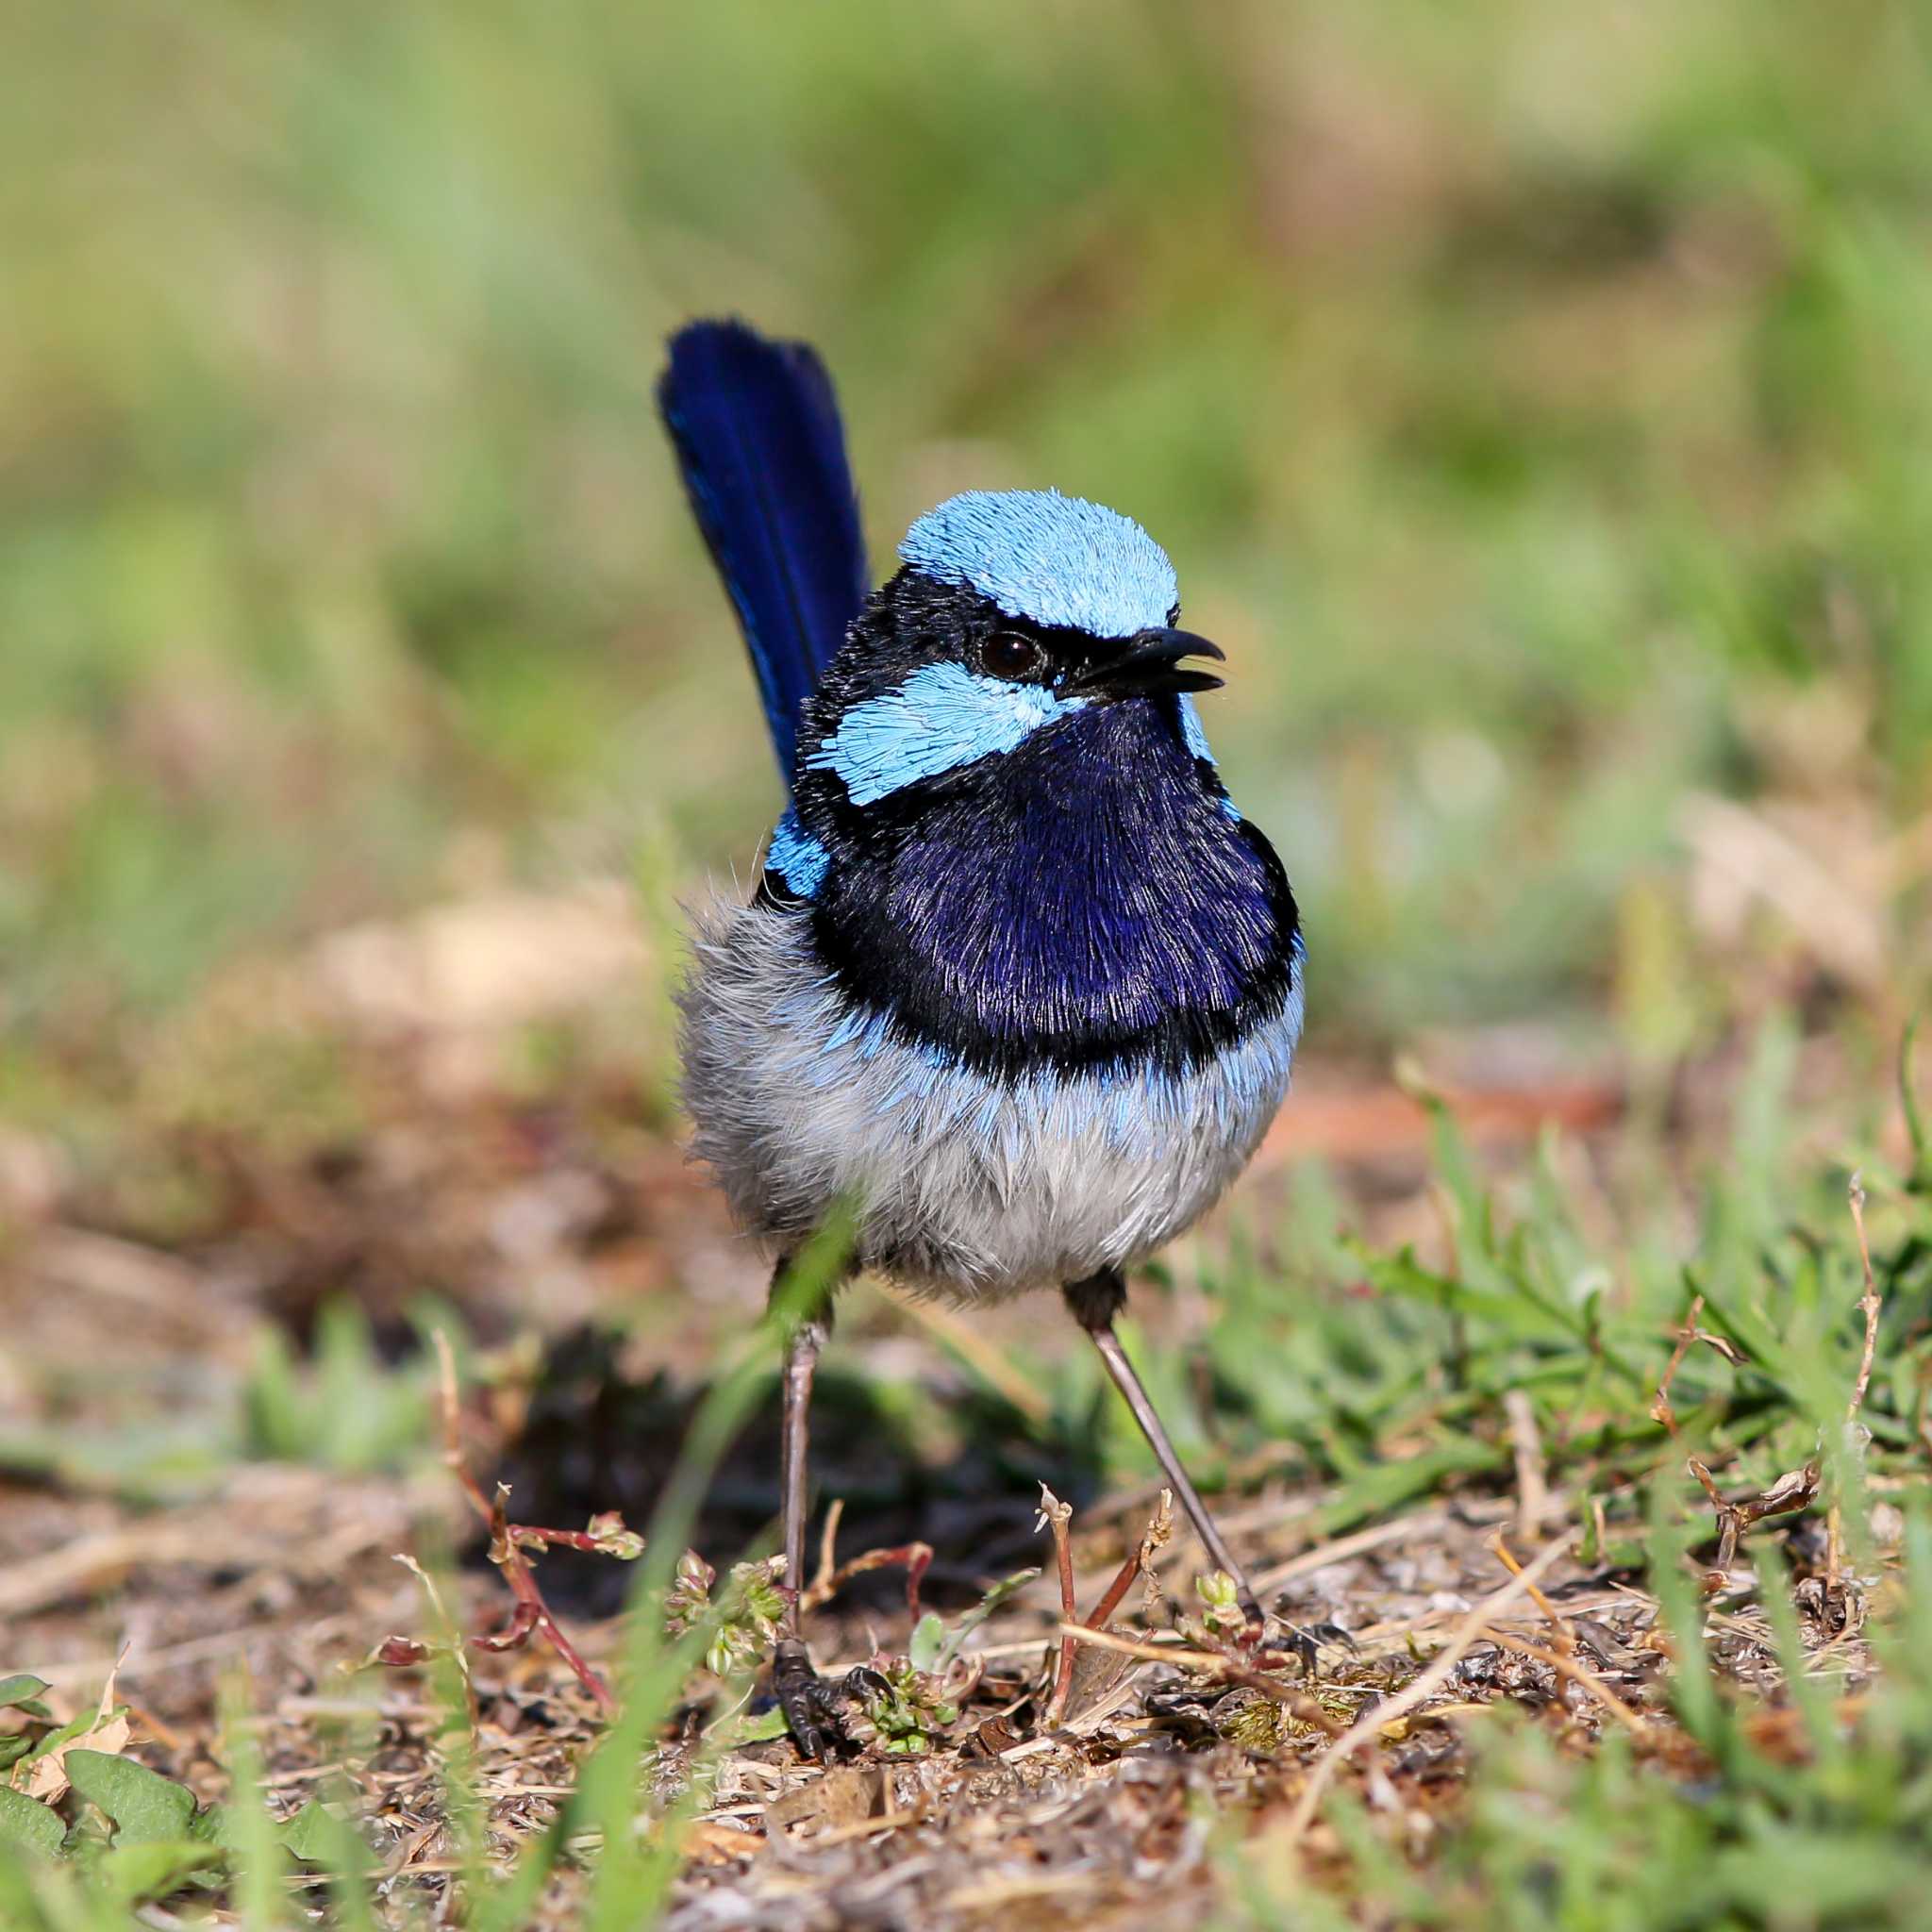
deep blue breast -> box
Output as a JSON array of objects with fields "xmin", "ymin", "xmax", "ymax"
[{"xmin": 808, "ymin": 701, "xmax": 1299, "ymax": 1076}]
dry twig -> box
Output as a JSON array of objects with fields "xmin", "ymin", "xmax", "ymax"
[
  {"xmin": 1651, "ymin": 1291, "xmax": 1745, "ymax": 1435},
  {"xmin": 1847, "ymin": 1172, "xmax": 1883, "ymax": 1425},
  {"xmin": 1084, "ymin": 1490, "xmax": 1174, "ymax": 1629},
  {"xmin": 1249, "ymin": 1510, "xmax": 1458, "ymax": 1597},
  {"xmin": 1280, "ymin": 1530, "xmax": 1574, "ymax": 1845},
  {"xmin": 1504, "ymin": 1391, "xmax": 1548, "ymax": 1541},
  {"xmin": 1038, "ymin": 1486, "xmax": 1077, "ymax": 1726},
  {"xmin": 1491, "ymin": 1531, "xmax": 1573, "ymax": 1649},
  {"xmin": 1688, "ymin": 1456, "xmax": 1820, "ymax": 1594},
  {"xmin": 1652, "ymin": 1292, "xmax": 1706, "ymax": 1436},
  {"xmin": 813, "ymin": 1497, "xmax": 846, "ymax": 1600},
  {"xmin": 1485, "ymin": 1632, "xmax": 1650, "ymax": 1738},
  {"xmin": 1057, "ymin": 1624, "xmax": 1347, "ymax": 1738},
  {"xmin": 1825, "ymin": 1172, "xmax": 1888, "ymax": 1591}
]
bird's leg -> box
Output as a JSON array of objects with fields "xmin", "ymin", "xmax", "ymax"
[
  {"xmin": 1063, "ymin": 1268, "xmax": 1266, "ymax": 1624},
  {"xmin": 777, "ymin": 1308, "xmax": 824, "ymax": 1634},
  {"xmin": 1065, "ymin": 1268, "xmax": 1346, "ymax": 1673},
  {"xmin": 770, "ymin": 1262, "xmax": 842, "ymax": 1760}
]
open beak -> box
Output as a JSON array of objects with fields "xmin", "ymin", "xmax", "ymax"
[{"xmin": 1066, "ymin": 626, "xmax": 1226, "ymax": 699}]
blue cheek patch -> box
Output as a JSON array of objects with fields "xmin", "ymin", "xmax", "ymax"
[
  {"xmin": 807, "ymin": 660, "xmax": 1089, "ymax": 806},
  {"xmin": 1176, "ymin": 694, "xmax": 1242, "ymax": 822},
  {"xmin": 767, "ymin": 808, "xmax": 830, "ymax": 897},
  {"xmin": 899, "ymin": 490, "xmax": 1178, "ymax": 639},
  {"xmin": 1177, "ymin": 695, "xmax": 1214, "ymax": 763}
]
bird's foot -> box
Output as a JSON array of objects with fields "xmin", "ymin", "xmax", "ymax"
[
  {"xmin": 1223, "ymin": 1592, "xmax": 1355, "ymax": 1675},
  {"xmin": 1270, "ymin": 1619, "xmax": 1358, "ymax": 1676},
  {"xmin": 771, "ymin": 1639, "xmax": 888, "ymax": 1763},
  {"xmin": 773, "ymin": 1639, "xmax": 841, "ymax": 1762}
]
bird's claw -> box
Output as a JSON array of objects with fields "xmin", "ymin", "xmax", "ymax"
[
  {"xmin": 772, "ymin": 1641, "xmax": 888, "ymax": 1762},
  {"xmin": 773, "ymin": 1639, "xmax": 843, "ymax": 1763},
  {"xmin": 1275, "ymin": 1618, "xmax": 1357, "ymax": 1676},
  {"xmin": 1229, "ymin": 1596, "xmax": 1356, "ymax": 1674}
]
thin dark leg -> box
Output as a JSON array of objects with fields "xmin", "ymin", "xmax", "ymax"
[
  {"xmin": 1064, "ymin": 1268, "xmax": 1264, "ymax": 1624},
  {"xmin": 777, "ymin": 1309, "xmax": 826, "ymax": 1636},
  {"xmin": 769, "ymin": 1263, "xmax": 840, "ymax": 1759}
]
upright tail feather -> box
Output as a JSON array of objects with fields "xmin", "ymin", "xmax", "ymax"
[{"xmin": 657, "ymin": 319, "xmax": 870, "ymax": 785}]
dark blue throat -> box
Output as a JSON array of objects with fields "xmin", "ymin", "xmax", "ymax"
[{"xmin": 795, "ymin": 698, "xmax": 1300, "ymax": 1078}]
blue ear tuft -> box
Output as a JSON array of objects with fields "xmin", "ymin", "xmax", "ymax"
[
  {"xmin": 899, "ymin": 490, "xmax": 1177, "ymax": 638},
  {"xmin": 658, "ymin": 320, "xmax": 871, "ymax": 784}
]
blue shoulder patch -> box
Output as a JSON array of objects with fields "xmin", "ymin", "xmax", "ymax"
[
  {"xmin": 898, "ymin": 490, "xmax": 1178, "ymax": 639},
  {"xmin": 766, "ymin": 808, "xmax": 830, "ymax": 896}
]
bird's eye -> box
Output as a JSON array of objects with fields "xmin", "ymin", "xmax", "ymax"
[{"xmin": 980, "ymin": 632, "xmax": 1044, "ymax": 682}]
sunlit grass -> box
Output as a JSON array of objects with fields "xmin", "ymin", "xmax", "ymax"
[{"xmin": 4, "ymin": 1, "xmax": 1932, "ymax": 1923}]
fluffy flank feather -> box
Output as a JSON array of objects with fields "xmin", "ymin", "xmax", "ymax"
[
  {"xmin": 658, "ymin": 319, "xmax": 870, "ymax": 782},
  {"xmin": 678, "ymin": 893, "xmax": 1298, "ymax": 1299}
]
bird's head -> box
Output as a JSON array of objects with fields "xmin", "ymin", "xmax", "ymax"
[
  {"xmin": 791, "ymin": 490, "xmax": 1227, "ymax": 812},
  {"xmin": 765, "ymin": 487, "xmax": 1294, "ymax": 1073}
]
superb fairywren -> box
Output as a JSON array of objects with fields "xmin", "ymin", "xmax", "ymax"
[{"xmin": 658, "ymin": 320, "xmax": 1305, "ymax": 1757}]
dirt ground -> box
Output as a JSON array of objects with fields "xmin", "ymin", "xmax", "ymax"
[{"xmin": 2, "ymin": 989, "xmax": 1900, "ymax": 1926}]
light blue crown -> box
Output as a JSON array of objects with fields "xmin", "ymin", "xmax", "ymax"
[{"xmin": 899, "ymin": 490, "xmax": 1178, "ymax": 639}]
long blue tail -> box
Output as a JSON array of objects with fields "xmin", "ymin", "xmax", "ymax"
[{"xmin": 657, "ymin": 319, "xmax": 870, "ymax": 785}]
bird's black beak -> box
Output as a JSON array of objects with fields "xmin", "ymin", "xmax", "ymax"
[{"xmin": 1066, "ymin": 627, "xmax": 1226, "ymax": 699}]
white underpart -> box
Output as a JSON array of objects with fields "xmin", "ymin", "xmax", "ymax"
[{"xmin": 678, "ymin": 895, "xmax": 1301, "ymax": 1304}]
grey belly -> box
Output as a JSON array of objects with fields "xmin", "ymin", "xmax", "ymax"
[{"xmin": 677, "ymin": 896, "xmax": 1300, "ymax": 1303}]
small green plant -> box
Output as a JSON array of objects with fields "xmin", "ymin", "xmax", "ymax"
[
  {"xmin": 911, "ymin": 1566, "xmax": 1041, "ymax": 1674},
  {"xmin": 1193, "ymin": 1569, "xmax": 1249, "ymax": 1639},
  {"xmin": 242, "ymin": 1298, "xmax": 440, "ymax": 1474},
  {"xmin": 850, "ymin": 1656, "xmax": 961, "ymax": 1757},
  {"xmin": 0, "ymin": 1669, "xmax": 368, "ymax": 1919},
  {"xmin": 662, "ymin": 1550, "xmax": 788, "ymax": 1678}
]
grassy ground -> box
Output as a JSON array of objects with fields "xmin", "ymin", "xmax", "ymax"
[{"xmin": 4, "ymin": 0, "xmax": 1932, "ymax": 1924}]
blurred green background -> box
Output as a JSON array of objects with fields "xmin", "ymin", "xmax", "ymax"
[
  {"xmin": 5, "ymin": 0, "xmax": 1929, "ymax": 1109},
  {"xmin": 5, "ymin": 24, "xmax": 1932, "ymax": 1919}
]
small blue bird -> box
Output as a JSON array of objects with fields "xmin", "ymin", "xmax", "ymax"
[{"xmin": 658, "ymin": 319, "xmax": 1306, "ymax": 1755}]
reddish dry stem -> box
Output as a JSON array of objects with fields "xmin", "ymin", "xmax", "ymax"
[
  {"xmin": 1687, "ymin": 1457, "xmax": 1725, "ymax": 1511},
  {"xmin": 799, "ymin": 1541, "xmax": 934, "ymax": 1616},
  {"xmin": 1085, "ymin": 1548, "xmax": 1147, "ymax": 1632},
  {"xmin": 507, "ymin": 1525, "xmax": 625, "ymax": 1555},
  {"xmin": 1085, "ymin": 1490, "xmax": 1174, "ymax": 1630},
  {"xmin": 431, "ymin": 1331, "xmax": 616, "ymax": 1712},
  {"xmin": 484, "ymin": 1474, "xmax": 616, "ymax": 1710},
  {"xmin": 473, "ymin": 1598, "xmax": 541, "ymax": 1653},
  {"xmin": 1688, "ymin": 1453, "xmax": 1820, "ymax": 1593}
]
